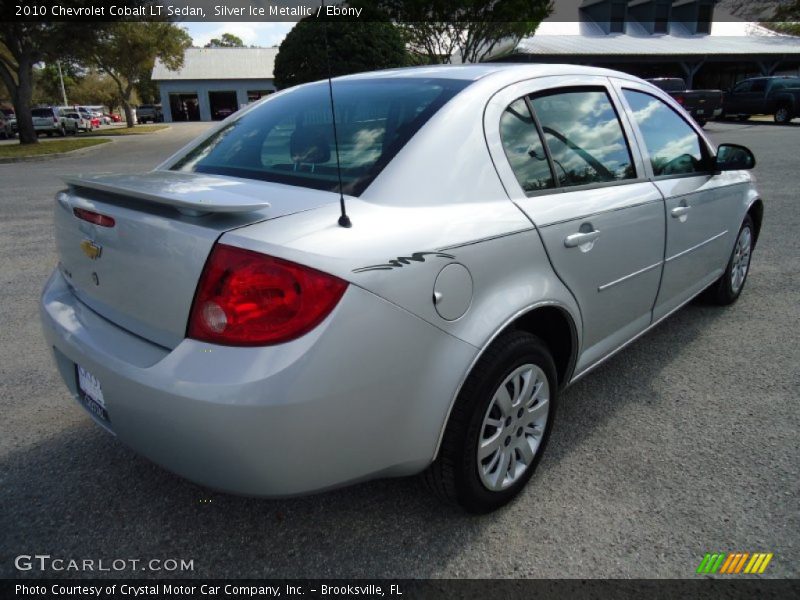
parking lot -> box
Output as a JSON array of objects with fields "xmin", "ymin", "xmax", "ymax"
[{"xmin": 0, "ymin": 120, "xmax": 797, "ymax": 579}]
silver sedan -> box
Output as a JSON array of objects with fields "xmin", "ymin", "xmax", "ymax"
[{"xmin": 40, "ymin": 64, "xmax": 762, "ymax": 512}]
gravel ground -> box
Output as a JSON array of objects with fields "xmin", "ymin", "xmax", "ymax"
[{"xmin": 0, "ymin": 120, "xmax": 797, "ymax": 579}]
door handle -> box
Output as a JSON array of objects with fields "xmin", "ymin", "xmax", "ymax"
[
  {"xmin": 671, "ymin": 206, "xmax": 692, "ymax": 218},
  {"xmin": 564, "ymin": 230, "xmax": 601, "ymax": 248}
]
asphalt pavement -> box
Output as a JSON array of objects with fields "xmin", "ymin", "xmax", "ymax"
[{"xmin": 0, "ymin": 120, "xmax": 797, "ymax": 579}]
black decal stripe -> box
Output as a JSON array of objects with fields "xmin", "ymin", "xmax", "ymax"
[{"xmin": 353, "ymin": 252, "xmax": 455, "ymax": 273}]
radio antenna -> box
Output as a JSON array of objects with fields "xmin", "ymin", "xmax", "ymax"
[{"xmin": 322, "ymin": 1, "xmax": 351, "ymax": 228}]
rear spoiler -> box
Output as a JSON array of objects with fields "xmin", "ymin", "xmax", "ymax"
[{"xmin": 64, "ymin": 171, "xmax": 271, "ymax": 216}]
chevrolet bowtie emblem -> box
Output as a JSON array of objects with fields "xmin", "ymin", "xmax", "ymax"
[{"xmin": 80, "ymin": 239, "xmax": 102, "ymax": 260}]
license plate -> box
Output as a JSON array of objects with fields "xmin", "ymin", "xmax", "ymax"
[{"xmin": 77, "ymin": 365, "xmax": 110, "ymax": 423}]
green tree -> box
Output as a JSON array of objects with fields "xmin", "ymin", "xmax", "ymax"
[
  {"xmin": 68, "ymin": 70, "xmax": 125, "ymax": 109},
  {"xmin": 205, "ymin": 33, "xmax": 245, "ymax": 48},
  {"xmin": 762, "ymin": 21, "xmax": 800, "ymax": 36},
  {"xmin": 0, "ymin": 24, "xmax": 83, "ymax": 143},
  {"xmin": 84, "ymin": 22, "xmax": 191, "ymax": 127},
  {"xmin": 274, "ymin": 10, "xmax": 407, "ymax": 89},
  {"xmin": 374, "ymin": 0, "xmax": 553, "ymax": 63}
]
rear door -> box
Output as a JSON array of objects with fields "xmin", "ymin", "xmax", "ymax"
[
  {"xmin": 614, "ymin": 79, "xmax": 743, "ymax": 320},
  {"xmin": 485, "ymin": 76, "xmax": 665, "ymax": 374}
]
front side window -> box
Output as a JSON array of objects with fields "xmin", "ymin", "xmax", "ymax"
[
  {"xmin": 732, "ymin": 81, "xmax": 752, "ymax": 94},
  {"xmin": 172, "ymin": 78, "xmax": 470, "ymax": 196},
  {"xmin": 751, "ymin": 80, "xmax": 767, "ymax": 93},
  {"xmin": 623, "ymin": 89, "xmax": 709, "ymax": 177},
  {"xmin": 530, "ymin": 89, "xmax": 636, "ymax": 187},
  {"xmin": 499, "ymin": 99, "xmax": 554, "ymax": 193}
]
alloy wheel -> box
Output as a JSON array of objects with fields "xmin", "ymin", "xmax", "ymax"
[
  {"xmin": 478, "ymin": 364, "xmax": 550, "ymax": 491},
  {"xmin": 731, "ymin": 226, "xmax": 752, "ymax": 294}
]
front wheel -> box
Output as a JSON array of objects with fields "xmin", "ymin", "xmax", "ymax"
[
  {"xmin": 424, "ymin": 331, "xmax": 558, "ymax": 513},
  {"xmin": 706, "ymin": 215, "xmax": 754, "ymax": 305}
]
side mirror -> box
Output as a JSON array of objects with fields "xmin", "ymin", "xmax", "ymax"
[{"xmin": 715, "ymin": 143, "xmax": 756, "ymax": 171}]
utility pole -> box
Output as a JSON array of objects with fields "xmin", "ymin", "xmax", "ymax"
[{"xmin": 57, "ymin": 61, "xmax": 68, "ymax": 106}]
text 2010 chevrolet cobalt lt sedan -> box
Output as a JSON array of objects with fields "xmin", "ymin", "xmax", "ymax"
[{"xmin": 41, "ymin": 65, "xmax": 762, "ymax": 512}]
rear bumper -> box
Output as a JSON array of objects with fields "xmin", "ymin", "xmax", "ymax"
[{"xmin": 40, "ymin": 270, "xmax": 476, "ymax": 496}]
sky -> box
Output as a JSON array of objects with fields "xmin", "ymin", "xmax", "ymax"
[{"xmin": 182, "ymin": 22, "xmax": 295, "ymax": 47}]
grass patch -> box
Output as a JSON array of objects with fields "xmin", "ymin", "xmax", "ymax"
[
  {"xmin": 83, "ymin": 124, "xmax": 169, "ymax": 136},
  {"xmin": 0, "ymin": 138, "xmax": 110, "ymax": 159}
]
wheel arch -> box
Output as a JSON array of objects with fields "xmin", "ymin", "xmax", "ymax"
[
  {"xmin": 748, "ymin": 198, "xmax": 764, "ymax": 248},
  {"xmin": 431, "ymin": 301, "xmax": 579, "ymax": 460}
]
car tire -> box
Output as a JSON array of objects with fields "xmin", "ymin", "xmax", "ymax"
[
  {"xmin": 737, "ymin": 115, "xmax": 751, "ymax": 122},
  {"xmin": 774, "ymin": 105, "xmax": 792, "ymax": 124},
  {"xmin": 697, "ymin": 119, "xmax": 707, "ymax": 127},
  {"xmin": 424, "ymin": 331, "xmax": 558, "ymax": 513},
  {"xmin": 705, "ymin": 215, "xmax": 755, "ymax": 306}
]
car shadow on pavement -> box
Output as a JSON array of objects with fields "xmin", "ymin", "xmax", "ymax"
[{"xmin": 0, "ymin": 302, "xmax": 728, "ymax": 580}]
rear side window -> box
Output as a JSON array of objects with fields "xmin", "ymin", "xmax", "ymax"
[
  {"xmin": 530, "ymin": 89, "xmax": 636, "ymax": 187},
  {"xmin": 172, "ymin": 78, "xmax": 470, "ymax": 196},
  {"xmin": 623, "ymin": 90, "xmax": 709, "ymax": 177},
  {"xmin": 499, "ymin": 99, "xmax": 554, "ymax": 193}
]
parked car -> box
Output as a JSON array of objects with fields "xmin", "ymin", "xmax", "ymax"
[
  {"xmin": 31, "ymin": 107, "xmax": 66, "ymax": 136},
  {"xmin": 0, "ymin": 108, "xmax": 17, "ymax": 139},
  {"xmin": 214, "ymin": 107, "xmax": 235, "ymax": 119},
  {"xmin": 723, "ymin": 76, "xmax": 800, "ymax": 124},
  {"xmin": 41, "ymin": 65, "xmax": 762, "ymax": 513},
  {"xmin": 646, "ymin": 78, "xmax": 723, "ymax": 126},
  {"xmin": 105, "ymin": 112, "xmax": 121, "ymax": 123},
  {"xmin": 136, "ymin": 104, "xmax": 163, "ymax": 123},
  {"xmin": 59, "ymin": 110, "xmax": 92, "ymax": 133}
]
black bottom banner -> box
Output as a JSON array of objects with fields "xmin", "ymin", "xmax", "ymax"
[{"xmin": 3, "ymin": 579, "xmax": 799, "ymax": 600}]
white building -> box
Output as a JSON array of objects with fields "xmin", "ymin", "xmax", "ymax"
[{"xmin": 152, "ymin": 47, "xmax": 278, "ymax": 122}]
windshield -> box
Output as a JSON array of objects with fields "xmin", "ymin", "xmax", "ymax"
[{"xmin": 171, "ymin": 78, "xmax": 471, "ymax": 196}]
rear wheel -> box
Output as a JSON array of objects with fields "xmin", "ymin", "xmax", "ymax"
[
  {"xmin": 706, "ymin": 215, "xmax": 754, "ymax": 305},
  {"xmin": 424, "ymin": 331, "xmax": 558, "ymax": 513},
  {"xmin": 774, "ymin": 105, "xmax": 792, "ymax": 124}
]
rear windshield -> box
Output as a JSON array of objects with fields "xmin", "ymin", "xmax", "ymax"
[
  {"xmin": 32, "ymin": 109, "xmax": 53, "ymax": 117},
  {"xmin": 651, "ymin": 79, "xmax": 685, "ymax": 92},
  {"xmin": 171, "ymin": 78, "xmax": 470, "ymax": 196}
]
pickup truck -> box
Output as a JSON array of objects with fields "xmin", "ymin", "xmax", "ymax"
[
  {"xmin": 136, "ymin": 104, "xmax": 163, "ymax": 123},
  {"xmin": 645, "ymin": 78, "xmax": 724, "ymax": 127},
  {"xmin": 723, "ymin": 76, "xmax": 800, "ymax": 124}
]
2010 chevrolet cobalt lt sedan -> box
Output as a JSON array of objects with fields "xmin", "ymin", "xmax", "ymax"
[{"xmin": 41, "ymin": 65, "xmax": 762, "ymax": 512}]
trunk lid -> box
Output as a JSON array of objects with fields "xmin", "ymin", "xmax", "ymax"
[{"xmin": 55, "ymin": 170, "xmax": 336, "ymax": 348}]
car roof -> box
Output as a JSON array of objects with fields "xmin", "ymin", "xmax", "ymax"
[{"xmin": 336, "ymin": 63, "xmax": 636, "ymax": 84}]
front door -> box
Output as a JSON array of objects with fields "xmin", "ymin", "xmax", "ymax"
[{"xmin": 616, "ymin": 81, "xmax": 743, "ymax": 320}]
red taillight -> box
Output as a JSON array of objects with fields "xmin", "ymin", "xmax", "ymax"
[
  {"xmin": 187, "ymin": 244, "xmax": 348, "ymax": 346},
  {"xmin": 73, "ymin": 207, "xmax": 115, "ymax": 227},
  {"xmin": 675, "ymin": 95, "xmax": 685, "ymax": 105}
]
